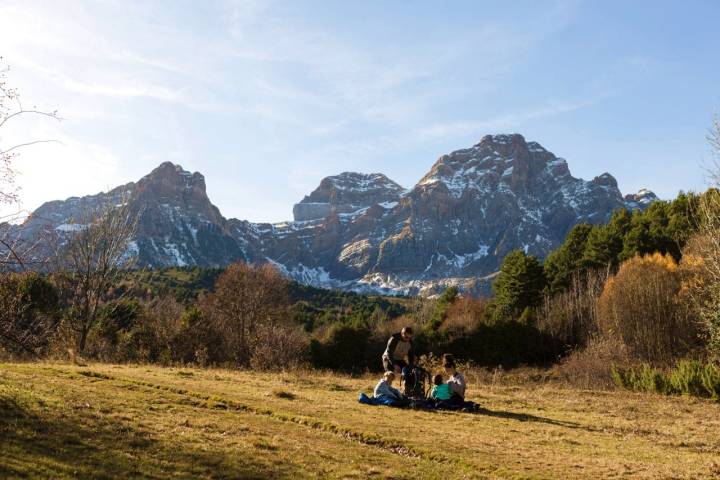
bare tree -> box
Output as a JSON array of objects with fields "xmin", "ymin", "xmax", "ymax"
[
  {"xmin": 688, "ymin": 116, "xmax": 720, "ymax": 359},
  {"xmin": 0, "ymin": 57, "xmax": 60, "ymax": 271},
  {"xmin": 59, "ymin": 196, "xmax": 139, "ymax": 353},
  {"xmin": 203, "ymin": 262, "xmax": 291, "ymax": 366},
  {"xmin": 537, "ymin": 268, "xmax": 608, "ymax": 349}
]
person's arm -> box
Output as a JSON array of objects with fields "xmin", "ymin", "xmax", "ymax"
[
  {"xmin": 383, "ymin": 335, "xmax": 398, "ymax": 361},
  {"xmin": 389, "ymin": 385, "xmax": 403, "ymax": 400},
  {"xmin": 374, "ymin": 380, "xmax": 386, "ymax": 398}
]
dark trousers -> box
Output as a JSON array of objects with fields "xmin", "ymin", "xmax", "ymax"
[{"xmin": 382, "ymin": 357, "xmax": 408, "ymax": 373}]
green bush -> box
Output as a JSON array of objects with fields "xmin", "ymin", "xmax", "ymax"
[
  {"xmin": 310, "ymin": 324, "xmax": 372, "ymax": 373},
  {"xmin": 669, "ymin": 360, "xmax": 706, "ymax": 397},
  {"xmin": 612, "ymin": 360, "xmax": 720, "ymax": 399},
  {"xmin": 701, "ymin": 363, "xmax": 720, "ymax": 399}
]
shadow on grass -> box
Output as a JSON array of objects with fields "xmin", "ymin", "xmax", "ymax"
[
  {"xmin": 474, "ymin": 406, "xmax": 580, "ymax": 429},
  {"xmin": 398, "ymin": 400, "xmax": 580, "ymax": 429},
  {"xmin": 0, "ymin": 391, "xmax": 298, "ymax": 480}
]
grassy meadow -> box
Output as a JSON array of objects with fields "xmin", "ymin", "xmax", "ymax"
[{"xmin": 1, "ymin": 362, "xmax": 719, "ymax": 479}]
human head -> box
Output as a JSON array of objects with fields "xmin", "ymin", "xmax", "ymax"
[
  {"xmin": 433, "ymin": 374, "xmax": 444, "ymax": 386},
  {"xmin": 401, "ymin": 326, "xmax": 413, "ymax": 342},
  {"xmin": 383, "ymin": 371, "xmax": 396, "ymax": 384},
  {"xmin": 443, "ymin": 362, "xmax": 456, "ymax": 375},
  {"xmin": 441, "ymin": 353, "xmax": 455, "ymax": 365}
]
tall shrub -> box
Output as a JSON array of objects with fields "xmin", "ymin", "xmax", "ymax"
[
  {"xmin": 597, "ymin": 253, "xmax": 698, "ymax": 362},
  {"xmin": 203, "ymin": 262, "xmax": 292, "ymax": 366}
]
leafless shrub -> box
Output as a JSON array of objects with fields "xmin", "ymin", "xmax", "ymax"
[
  {"xmin": 249, "ymin": 324, "xmax": 309, "ymax": 371},
  {"xmin": 537, "ymin": 269, "xmax": 608, "ymax": 349},
  {"xmin": 554, "ymin": 336, "xmax": 630, "ymax": 389},
  {"xmin": 442, "ymin": 296, "xmax": 487, "ymax": 337}
]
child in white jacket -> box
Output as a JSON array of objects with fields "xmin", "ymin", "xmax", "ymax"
[{"xmin": 373, "ymin": 371, "xmax": 403, "ymax": 401}]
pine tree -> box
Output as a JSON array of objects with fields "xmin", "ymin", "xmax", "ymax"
[
  {"xmin": 489, "ymin": 250, "xmax": 545, "ymax": 322},
  {"xmin": 582, "ymin": 209, "xmax": 631, "ymax": 269},
  {"xmin": 544, "ymin": 223, "xmax": 593, "ymax": 294}
]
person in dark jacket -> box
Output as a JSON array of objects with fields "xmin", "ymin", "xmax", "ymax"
[{"xmin": 382, "ymin": 327, "xmax": 415, "ymax": 377}]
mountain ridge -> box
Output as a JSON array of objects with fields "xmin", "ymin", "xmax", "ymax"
[{"xmin": 10, "ymin": 134, "xmax": 657, "ymax": 296}]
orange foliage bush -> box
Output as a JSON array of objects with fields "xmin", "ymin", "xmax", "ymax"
[{"xmin": 597, "ymin": 253, "xmax": 699, "ymax": 362}]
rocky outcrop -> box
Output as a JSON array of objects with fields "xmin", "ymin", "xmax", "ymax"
[
  {"xmin": 9, "ymin": 134, "xmax": 658, "ymax": 295},
  {"xmin": 624, "ymin": 188, "xmax": 659, "ymax": 210},
  {"xmin": 292, "ymin": 172, "xmax": 405, "ymax": 221}
]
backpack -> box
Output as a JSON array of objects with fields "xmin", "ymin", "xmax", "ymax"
[{"xmin": 402, "ymin": 366, "xmax": 432, "ymax": 399}]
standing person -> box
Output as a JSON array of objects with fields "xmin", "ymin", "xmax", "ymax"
[{"xmin": 381, "ymin": 326, "xmax": 415, "ymax": 379}]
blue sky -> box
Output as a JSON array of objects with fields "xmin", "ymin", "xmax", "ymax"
[{"xmin": 1, "ymin": 0, "xmax": 718, "ymax": 222}]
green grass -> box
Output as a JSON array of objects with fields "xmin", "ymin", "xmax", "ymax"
[{"xmin": 2, "ymin": 363, "xmax": 720, "ymax": 479}]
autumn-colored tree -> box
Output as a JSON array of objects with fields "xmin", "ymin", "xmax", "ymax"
[{"xmin": 597, "ymin": 253, "xmax": 698, "ymax": 362}]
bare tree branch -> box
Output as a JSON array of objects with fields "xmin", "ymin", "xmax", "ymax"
[{"xmin": 1, "ymin": 139, "xmax": 63, "ymax": 156}]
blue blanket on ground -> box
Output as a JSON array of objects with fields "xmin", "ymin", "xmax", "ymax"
[
  {"xmin": 358, "ymin": 392, "xmax": 479, "ymax": 411},
  {"xmin": 358, "ymin": 392, "xmax": 401, "ymax": 406}
]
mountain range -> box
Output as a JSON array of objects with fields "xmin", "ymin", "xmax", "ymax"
[{"xmin": 10, "ymin": 134, "xmax": 657, "ymax": 295}]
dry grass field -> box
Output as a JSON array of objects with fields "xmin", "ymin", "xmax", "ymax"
[{"xmin": 1, "ymin": 362, "xmax": 719, "ymax": 479}]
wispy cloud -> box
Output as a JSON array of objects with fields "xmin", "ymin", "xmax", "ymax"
[{"xmin": 2, "ymin": 0, "xmax": 661, "ymax": 222}]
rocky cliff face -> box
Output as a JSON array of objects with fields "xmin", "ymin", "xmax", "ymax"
[
  {"xmin": 9, "ymin": 134, "xmax": 657, "ymax": 295},
  {"xmin": 14, "ymin": 162, "xmax": 252, "ymax": 268}
]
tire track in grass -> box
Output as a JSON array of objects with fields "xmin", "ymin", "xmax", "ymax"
[{"xmin": 56, "ymin": 367, "xmax": 495, "ymax": 477}]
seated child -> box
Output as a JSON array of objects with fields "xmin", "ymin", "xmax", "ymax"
[
  {"xmin": 430, "ymin": 374, "xmax": 452, "ymax": 400},
  {"xmin": 373, "ymin": 371, "xmax": 404, "ymax": 402}
]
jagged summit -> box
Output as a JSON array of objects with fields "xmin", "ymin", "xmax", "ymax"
[
  {"xmin": 141, "ymin": 162, "xmax": 206, "ymax": 192},
  {"xmin": 415, "ymin": 134, "xmax": 625, "ymax": 204},
  {"xmin": 293, "ymin": 171, "xmax": 404, "ymax": 221}
]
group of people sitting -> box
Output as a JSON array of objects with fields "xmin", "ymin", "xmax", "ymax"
[{"xmin": 360, "ymin": 326, "xmax": 477, "ymax": 411}]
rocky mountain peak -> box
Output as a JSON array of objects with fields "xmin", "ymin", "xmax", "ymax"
[
  {"xmin": 591, "ymin": 172, "xmax": 620, "ymax": 191},
  {"xmin": 293, "ymin": 171, "xmax": 404, "ymax": 221},
  {"xmin": 624, "ymin": 188, "xmax": 659, "ymax": 209},
  {"xmin": 417, "ymin": 134, "xmax": 576, "ymax": 199},
  {"xmin": 140, "ymin": 162, "xmax": 206, "ymax": 194}
]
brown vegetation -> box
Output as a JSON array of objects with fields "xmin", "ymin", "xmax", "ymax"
[{"xmin": 597, "ymin": 253, "xmax": 698, "ymax": 362}]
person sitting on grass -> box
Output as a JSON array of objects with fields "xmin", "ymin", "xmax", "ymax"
[
  {"xmin": 430, "ymin": 374, "xmax": 452, "ymax": 401},
  {"xmin": 444, "ymin": 360, "xmax": 467, "ymax": 405},
  {"xmin": 373, "ymin": 371, "xmax": 404, "ymax": 404}
]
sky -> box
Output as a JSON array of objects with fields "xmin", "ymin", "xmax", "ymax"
[{"xmin": 0, "ymin": 0, "xmax": 718, "ymax": 223}]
